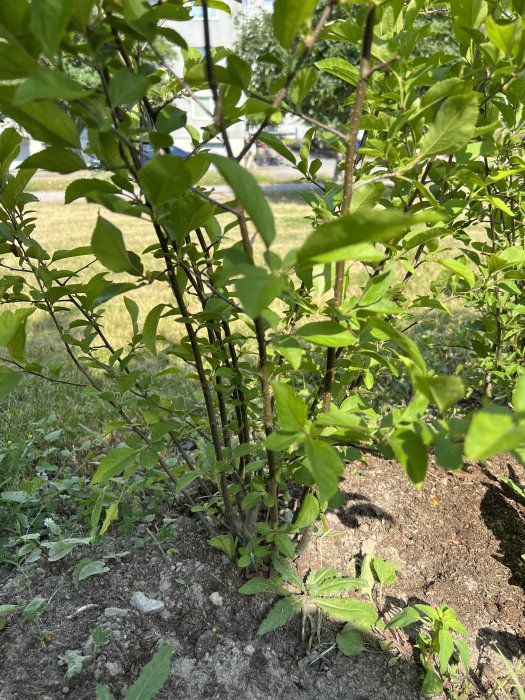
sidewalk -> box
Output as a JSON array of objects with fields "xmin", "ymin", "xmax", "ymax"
[{"xmin": 34, "ymin": 181, "xmax": 320, "ymax": 203}]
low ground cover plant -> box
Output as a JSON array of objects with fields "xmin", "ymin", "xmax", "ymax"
[{"xmin": 0, "ymin": 0, "xmax": 525, "ymax": 696}]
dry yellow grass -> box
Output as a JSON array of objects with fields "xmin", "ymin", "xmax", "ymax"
[{"xmin": 27, "ymin": 194, "xmax": 312, "ymax": 351}]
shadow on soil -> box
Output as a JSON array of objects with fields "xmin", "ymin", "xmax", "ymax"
[
  {"xmin": 477, "ymin": 627, "xmax": 525, "ymax": 662},
  {"xmin": 335, "ymin": 491, "xmax": 394, "ymax": 529},
  {"xmin": 479, "ymin": 464, "xmax": 525, "ymax": 593}
]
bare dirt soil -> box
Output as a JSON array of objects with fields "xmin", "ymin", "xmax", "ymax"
[{"xmin": 0, "ymin": 456, "xmax": 524, "ymax": 699}]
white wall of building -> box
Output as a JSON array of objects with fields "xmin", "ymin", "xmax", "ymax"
[{"xmin": 167, "ymin": 2, "xmax": 246, "ymax": 156}]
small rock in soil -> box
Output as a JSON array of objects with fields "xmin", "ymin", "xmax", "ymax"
[
  {"xmin": 105, "ymin": 661, "xmax": 122, "ymax": 677},
  {"xmin": 209, "ymin": 591, "xmax": 223, "ymax": 607},
  {"xmin": 243, "ymin": 644, "xmax": 255, "ymax": 656},
  {"xmin": 130, "ymin": 591, "xmax": 165, "ymax": 615},
  {"xmin": 104, "ymin": 607, "xmax": 130, "ymax": 619}
]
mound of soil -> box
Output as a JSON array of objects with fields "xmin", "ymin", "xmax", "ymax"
[{"xmin": 0, "ymin": 456, "xmax": 524, "ymax": 699}]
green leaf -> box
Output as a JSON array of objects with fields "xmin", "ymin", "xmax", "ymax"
[
  {"xmin": 239, "ymin": 577, "xmax": 288, "ymax": 596},
  {"xmin": 274, "ymin": 532, "xmax": 295, "ymax": 558},
  {"xmin": 272, "ymin": 0, "xmax": 318, "ymax": 49},
  {"xmin": 438, "ymin": 628, "xmax": 455, "ymax": 674},
  {"xmin": 156, "ymin": 105, "xmax": 187, "ymax": 134},
  {"xmin": 271, "ymin": 335, "xmax": 303, "ymax": 370},
  {"xmin": 91, "ymin": 447, "xmax": 138, "ymax": 484},
  {"xmin": 99, "ymin": 503, "xmax": 118, "ymax": 537},
  {"xmin": 372, "ymin": 557, "xmax": 400, "ymax": 585},
  {"xmin": 19, "ymin": 147, "xmax": 86, "ymax": 174},
  {"xmin": 312, "ymin": 597, "xmax": 380, "ymax": 630},
  {"xmin": 126, "ymin": 645, "xmax": 172, "ymax": 700},
  {"xmin": 108, "ymin": 69, "xmax": 149, "ymax": 106},
  {"xmin": 513, "ymin": 376, "xmax": 525, "ymax": 413},
  {"xmin": 336, "ymin": 626, "xmax": 366, "ymax": 656},
  {"xmin": 359, "ymin": 270, "xmax": 394, "ymax": 308},
  {"xmin": 294, "ymin": 493, "xmax": 319, "ymax": 530},
  {"xmin": 297, "ymin": 209, "xmax": 441, "ymax": 265},
  {"xmin": 304, "ymin": 438, "xmax": 344, "ymax": 505},
  {"xmin": 65, "ymin": 178, "xmax": 121, "ymax": 204},
  {"xmin": 3, "ymin": 168, "xmax": 36, "ymax": 210},
  {"xmin": 296, "ymin": 321, "xmax": 356, "ymax": 348},
  {"xmin": 74, "ymin": 559, "xmax": 110, "ymax": 582},
  {"xmin": 91, "ymin": 627, "xmax": 112, "ymax": 647},
  {"xmin": 385, "ymin": 606, "xmax": 421, "ymax": 629},
  {"xmin": 417, "ymin": 94, "xmax": 479, "ymax": 160},
  {"xmin": 351, "ymin": 182, "xmax": 385, "ymax": 214},
  {"xmin": 257, "ymin": 133, "xmax": 296, "ymax": 165},
  {"xmin": 413, "ymin": 375, "xmax": 465, "ymax": 412},
  {"xmin": 465, "ymin": 405, "xmax": 525, "ymax": 460},
  {"xmin": 235, "ymin": 269, "xmax": 284, "ymax": 319},
  {"xmin": 257, "ymin": 595, "xmax": 302, "ymax": 635},
  {"xmin": 421, "ymin": 668, "xmax": 443, "ymax": 696},
  {"xmin": 30, "ymin": 0, "xmax": 74, "ymax": 56},
  {"xmin": 174, "ymin": 471, "xmax": 200, "ymax": 495},
  {"xmin": 123, "ymin": 0, "xmax": 149, "ymax": 23},
  {"xmin": 272, "ymin": 381, "xmax": 307, "ymax": 432},
  {"xmin": 306, "ymin": 567, "xmax": 338, "ymax": 589},
  {"xmin": 0, "ymin": 43, "xmax": 36, "ymax": 80},
  {"xmin": 315, "ymin": 57, "xmax": 358, "ymax": 86},
  {"xmin": 208, "ymin": 154, "xmax": 276, "ymax": 247},
  {"xmin": 388, "ymin": 429, "xmax": 428, "ymax": 488},
  {"xmin": 0, "ymin": 308, "xmax": 34, "ymax": 359},
  {"xmin": 290, "ymin": 67, "xmax": 317, "ymax": 106},
  {"xmin": 0, "ymin": 489, "xmax": 28, "ymax": 503},
  {"xmin": 368, "ymin": 317, "xmax": 426, "ymax": 371},
  {"xmin": 450, "ymin": 0, "xmax": 488, "ymax": 32},
  {"xmin": 208, "ymin": 534, "xmax": 236, "ymax": 560},
  {"xmin": 438, "ymin": 258, "xmax": 475, "ymax": 290},
  {"xmin": 139, "ymin": 155, "xmax": 191, "ymax": 209},
  {"xmin": 241, "ymin": 491, "xmax": 261, "ymax": 511},
  {"xmin": 271, "ymin": 554, "xmax": 304, "ymax": 590},
  {"xmin": 486, "ymin": 16, "xmax": 521, "ymax": 58},
  {"xmin": 142, "ymin": 304, "xmax": 166, "ymax": 355},
  {"xmin": 264, "ymin": 431, "xmax": 299, "ymax": 451},
  {"xmin": 0, "ymin": 605, "xmax": 19, "ymax": 615},
  {"xmin": 314, "ymin": 576, "xmax": 366, "ymax": 596},
  {"xmin": 0, "ymin": 89, "xmax": 80, "ymax": 148},
  {"xmin": 91, "ymin": 216, "xmax": 135, "ymax": 274},
  {"xmin": 455, "ymin": 639, "xmax": 470, "ymax": 674},
  {"xmin": 435, "ymin": 436, "xmax": 463, "ymax": 471},
  {"xmin": 0, "ymin": 128, "xmax": 21, "ymax": 178},
  {"xmin": 22, "ymin": 597, "xmax": 46, "ymax": 619},
  {"xmin": 14, "ymin": 68, "xmax": 87, "ymax": 103}
]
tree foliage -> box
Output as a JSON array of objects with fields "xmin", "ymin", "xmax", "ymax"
[{"xmin": 0, "ymin": 0, "xmax": 524, "ymax": 583}]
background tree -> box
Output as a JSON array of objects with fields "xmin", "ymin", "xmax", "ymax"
[{"xmin": 235, "ymin": 1, "xmax": 456, "ymax": 128}]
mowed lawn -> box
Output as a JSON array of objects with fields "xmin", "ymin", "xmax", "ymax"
[
  {"xmin": 0, "ymin": 193, "xmax": 313, "ymax": 439},
  {"xmin": 1, "ymin": 190, "xmax": 474, "ymax": 441}
]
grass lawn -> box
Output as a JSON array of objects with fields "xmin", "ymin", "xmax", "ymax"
[
  {"xmin": 1, "ymin": 190, "xmax": 475, "ymax": 445},
  {"xmin": 0, "ymin": 193, "xmax": 313, "ymax": 441},
  {"xmin": 28, "ymin": 168, "xmax": 300, "ymax": 192}
]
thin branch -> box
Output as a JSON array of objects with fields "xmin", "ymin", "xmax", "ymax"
[
  {"xmin": 237, "ymin": 0, "xmax": 336, "ymax": 162},
  {"xmin": 0, "ymin": 355, "xmax": 87, "ymax": 388},
  {"xmin": 202, "ymin": 0, "xmax": 234, "ymax": 158},
  {"xmin": 322, "ymin": 2, "xmax": 376, "ymax": 413},
  {"xmin": 245, "ymin": 90, "xmax": 348, "ymax": 141}
]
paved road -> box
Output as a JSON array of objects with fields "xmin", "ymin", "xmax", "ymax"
[{"xmin": 34, "ymin": 181, "xmax": 320, "ymax": 203}]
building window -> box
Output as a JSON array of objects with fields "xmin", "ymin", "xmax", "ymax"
[
  {"xmin": 192, "ymin": 96, "xmax": 214, "ymax": 119},
  {"xmin": 190, "ymin": 6, "xmax": 219, "ymax": 18}
]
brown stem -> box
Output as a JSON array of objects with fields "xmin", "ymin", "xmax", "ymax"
[
  {"xmin": 238, "ymin": 214, "xmax": 279, "ymax": 528},
  {"xmin": 321, "ymin": 2, "xmax": 376, "ymax": 413},
  {"xmin": 296, "ymin": 3, "xmax": 377, "ymax": 558},
  {"xmin": 202, "ymin": 0, "xmax": 234, "ymax": 158}
]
